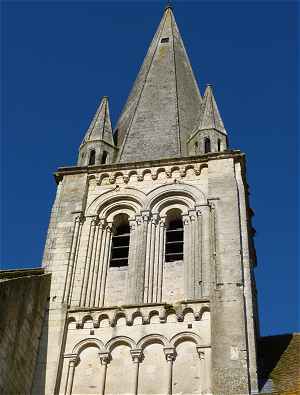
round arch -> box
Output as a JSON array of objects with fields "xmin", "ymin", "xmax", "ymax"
[
  {"xmin": 72, "ymin": 337, "xmax": 106, "ymax": 355},
  {"xmin": 137, "ymin": 334, "xmax": 170, "ymax": 350},
  {"xmin": 170, "ymin": 331, "xmax": 203, "ymax": 348},
  {"xmin": 105, "ymin": 336, "xmax": 136, "ymax": 352},
  {"xmin": 144, "ymin": 183, "xmax": 206, "ymax": 213}
]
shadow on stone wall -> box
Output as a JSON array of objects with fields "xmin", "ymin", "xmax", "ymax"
[{"xmin": 0, "ymin": 269, "xmax": 51, "ymax": 394}]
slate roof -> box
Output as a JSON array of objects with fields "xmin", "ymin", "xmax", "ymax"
[{"xmin": 115, "ymin": 6, "xmax": 202, "ymax": 163}]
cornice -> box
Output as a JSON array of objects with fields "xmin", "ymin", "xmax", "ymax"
[{"xmin": 54, "ymin": 150, "xmax": 245, "ymax": 184}]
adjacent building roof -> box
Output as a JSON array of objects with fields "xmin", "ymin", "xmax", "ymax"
[
  {"xmin": 259, "ymin": 333, "xmax": 300, "ymax": 394},
  {"xmin": 116, "ymin": 6, "xmax": 202, "ymax": 163}
]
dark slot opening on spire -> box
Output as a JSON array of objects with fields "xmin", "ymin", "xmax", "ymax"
[
  {"xmin": 165, "ymin": 209, "xmax": 183, "ymax": 262},
  {"xmin": 217, "ymin": 139, "xmax": 221, "ymax": 152},
  {"xmin": 113, "ymin": 129, "xmax": 119, "ymax": 146},
  {"xmin": 161, "ymin": 37, "xmax": 169, "ymax": 43},
  {"xmin": 89, "ymin": 149, "xmax": 96, "ymax": 165},
  {"xmin": 204, "ymin": 138, "xmax": 211, "ymax": 153},
  {"xmin": 110, "ymin": 214, "xmax": 130, "ymax": 267},
  {"xmin": 101, "ymin": 151, "xmax": 108, "ymax": 164}
]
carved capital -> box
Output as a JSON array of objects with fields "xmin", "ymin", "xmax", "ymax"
[
  {"xmin": 196, "ymin": 346, "xmax": 205, "ymax": 360},
  {"xmin": 130, "ymin": 349, "xmax": 144, "ymax": 363},
  {"xmin": 182, "ymin": 214, "xmax": 190, "ymax": 226},
  {"xmin": 64, "ymin": 353, "xmax": 80, "ymax": 366},
  {"xmin": 99, "ymin": 352, "xmax": 111, "ymax": 366},
  {"xmin": 141, "ymin": 210, "xmax": 151, "ymax": 222},
  {"xmin": 164, "ymin": 347, "xmax": 177, "ymax": 362}
]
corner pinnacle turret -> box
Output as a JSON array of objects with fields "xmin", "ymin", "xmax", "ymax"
[
  {"xmin": 187, "ymin": 84, "xmax": 228, "ymax": 155},
  {"xmin": 78, "ymin": 97, "xmax": 116, "ymax": 166}
]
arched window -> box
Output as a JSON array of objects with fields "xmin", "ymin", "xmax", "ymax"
[
  {"xmin": 88, "ymin": 149, "xmax": 96, "ymax": 165},
  {"xmin": 165, "ymin": 209, "xmax": 183, "ymax": 262},
  {"xmin": 204, "ymin": 138, "xmax": 211, "ymax": 153},
  {"xmin": 101, "ymin": 151, "xmax": 108, "ymax": 164},
  {"xmin": 217, "ymin": 139, "xmax": 221, "ymax": 151},
  {"xmin": 110, "ymin": 214, "xmax": 130, "ymax": 267}
]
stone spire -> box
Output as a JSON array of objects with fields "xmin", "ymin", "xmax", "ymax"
[
  {"xmin": 187, "ymin": 84, "xmax": 228, "ymax": 155},
  {"xmin": 78, "ymin": 97, "xmax": 116, "ymax": 166},
  {"xmin": 200, "ymin": 84, "xmax": 226, "ymax": 135},
  {"xmin": 115, "ymin": 6, "xmax": 202, "ymax": 163}
]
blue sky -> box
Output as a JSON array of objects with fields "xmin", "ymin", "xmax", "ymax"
[{"xmin": 1, "ymin": 1, "xmax": 299, "ymax": 336}]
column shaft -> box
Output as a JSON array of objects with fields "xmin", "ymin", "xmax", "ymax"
[
  {"xmin": 99, "ymin": 225, "xmax": 113, "ymax": 307},
  {"xmin": 80, "ymin": 218, "xmax": 97, "ymax": 306},
  {"xmin": 64, "ymin": 360, "xmax": 76, "ymax": 395},
  {"xmin": 90, "ymin": 224, "xmax": 104, "ymax": 307},
  {"xmin": 63, "ymin": 215, "xmax": 81, "ymax": 304}
]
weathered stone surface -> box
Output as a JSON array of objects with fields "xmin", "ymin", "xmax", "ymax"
[{"xmin": 0, "ymin": 269, "xmax": 50, "ymax": 394}]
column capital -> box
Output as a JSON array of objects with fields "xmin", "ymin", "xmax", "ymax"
[
  {"xmin": 196, "ymin": 346, "xmax": 206, "ymax": 360},
  {"xmin": 188, "ymin": 209, "xmax": 197, "ymax": 221},
  {"xmin": 130, "ymin": 349, "xmax": 144, "ymax": 363},
  {"xmin": 163, "ymin": 347, "xmax": 177, "ymax": 362},
  {"xmin": 159, "ymin": 216, "xmax": 166, "ymax": 227},
  {"xmin": 98, "ymin": 351, "xmax": 111, "ymax": 365},
  {"xmin": 140, "ymin": 210, "xmax": 151, "ymax": 222},
  {"xmin": 182, "ymin": 213, "xmax": 190, "ymax": 225},
  {"xmin": 64, "ymin": 353, "xmax": 80, "ymax": 366}
]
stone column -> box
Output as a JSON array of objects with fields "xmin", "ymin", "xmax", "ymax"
[
  {"xmin": 98, "ymin": 222, "xmax": 113, "ymax": 307},
  {"xmin": 80, "ymin": 216, "xmax": 98, "ymax": 306},
  {"xmin": 200, "ymin": 205, "xmax": 211, "ymax": 298},
  {"xmin": 152, "ymin": 216, "xmax": 166, "ymax": 303},
  {"xmin": 127, "ymin": 217, "xmax": 138, "ymax": 304},
  {"xmin": 136, "ymin": 211, "xmax": 150, "ymax": 303},
  {"xmin": 183, "ymin": 213, "xmax": 192, "ymax": 299},
  {"xmin": 146, "ymin": 214, "xmax": 158, "ymax": 302},
  {"xmin": 64, "ymin": 354, "xmax": 79, "ymax": 395},
  {"xmin": 196, "ymin": 347, "xmax": 206, "ymax": 394},
  {"xmin": 127, "ymin": 212, "xmax": 150, "ymax": 303},
  {"xmin": 98, "ymin": 352, "xmax": 111, "ymax": 395},
  {"xmin": 130, "ymin": 349, "xmax": 144, "ymax": 395},
  {"xmin": 195, "ymin": 206, "xmax": 203, "ymax": 298},
  {"xmin": 63, "ymin": 214, "xmax": 83, "ymax": 305},
  {"xmin": 164, "ymin": 347, "xmax": 177, "ymax": 395},
  {"xmin": 90, "ymin": 220, "xmax": 105, "ymax": 307}
]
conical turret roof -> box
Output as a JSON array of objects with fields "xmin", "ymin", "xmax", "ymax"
[
  {"xmin": 199, "ymin": 85, "xmax": 226, "ymax": 135},
  {"xmin": 82, "ymin": 97, "xmax": 114, "ymax": 145},
  {"xmin": 116, "ymin": 7, "xmax": 202, "ymax": 163}
]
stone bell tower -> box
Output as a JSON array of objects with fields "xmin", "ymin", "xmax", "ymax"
[{"xmin": 33, "ymin": 6, "xmax": 259, "ymax": 395}]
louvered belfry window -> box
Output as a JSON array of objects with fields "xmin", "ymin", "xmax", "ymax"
[
  {"xmin": 110, "ymin": 214, "xmax": 130, "ymax": 267},
  {"xmin": 165, "ymin": 209, "xmax": 184, "ymax": 262}
]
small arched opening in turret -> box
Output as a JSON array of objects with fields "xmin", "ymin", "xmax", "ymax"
[
  {"xmin": 194, "ymin": 141, "xmax": 198, "ymax": 155},
  {"xmin": 88, "ymin": 149, "xmax": 96, "ymax": 165},
  {"xmin": 165, "ymin": 208, "xmax": 183, "ymax": 262},
  {"xmin": 101, "ymin": 151, "xmax": 108, "ymax": 164},
  {"xmin": 110, "ymin": 213, "xmax": 130, "ymax": 267},
  {"xmin": 217, "ymin": 139, "xmax": 221, "ymax": 152},
  {"xmin": 204, "ymin": 138, "xmax": 211, "ymax": 153}
]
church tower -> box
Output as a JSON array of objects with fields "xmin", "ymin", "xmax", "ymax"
[{"xmin": 33, "ymin": 6, "xmax": 259, "ymax": 394}]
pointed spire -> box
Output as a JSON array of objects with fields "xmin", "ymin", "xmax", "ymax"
[
  {"xmin": 199, "ymin": 85, "xmax": 226, "ymax": 135},
  {"xmin": 115, "ymin": 7, "xmax": 202, "ymax": 163},
  {"xmin": 82, "ymin": 96, "xmax": 114, "ymax": 145},
  {"xmin": 78, "ymin": 97, "xmax": 116, "ymax": 166}
]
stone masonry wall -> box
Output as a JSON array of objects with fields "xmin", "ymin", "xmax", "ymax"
[{"xmin": 0, "ymin": 270, "xmax": 51, "ymax": 394}]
